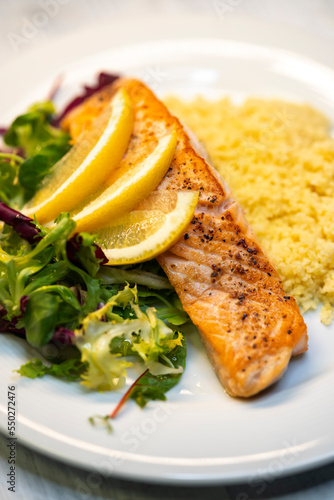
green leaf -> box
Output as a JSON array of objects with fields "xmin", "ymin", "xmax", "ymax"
[
  {"xmin": 73, "ymin": 285, "xmax": 183, "ymax": 391},
  {"xmin": 138, "ymin": 289, "xmax": 189, "ymax": 325},
  {"xmin": 3, "ymin": 100, "xmax": 70, "ymax": 204},
  {"xmin": 97, "ymin": 266, "xmax": 173, "ymax": 290},
  {"xmin": 24, "ymin": 292, "xmax": 60, "ymax": 347},
  {"xmin": 30, "ymin": 285, "xmax": 81, "ymax": 312},
  {"xmin": 109, "ymin": 337, "xmax": 134, "ymax": 356},
  {"xmin": 22, "ymin": 285, "xmax": 82, "ymax": 342},
  {"xmin": 4, "ymin": 101, "xmax": 69, "ymax": 158},
  {"xmin": 89, "ymin": 414, "xmax": 113, "ymax": 433},
  {"xmin": 0, "ymin": 224, "xmax": 26, "ymax": 255},
  {"xmin": 16, "ymin": 358, "xmax": 88, "ymax": 380},
  {"xmin": 68, "ymin": 264, "xmax": 101, "ymax": 315},
  {"xmin": 19, "ymin": 141, "xmax": 70, "ymax": 197},
  {"xmin": 23, "ymin": 261, "xmax": 70, "ymax": 296},
  {"xmin": 130, "ymin": 337, "xmax": 186, "ymax": 408},
  {"xmin": 0, "ymin": 210, "xmax": 106, "ymax": 343},
  {"xmin": 0, "ymin": 159, "xmax": 24, "ymax": 207},
  {"xmin": 155, "ymin": 307, "xmax": 189, "ymax": 325},
  {"xmin": 69, "ymin": 232, "xmax": 102, "ymax": 277}
]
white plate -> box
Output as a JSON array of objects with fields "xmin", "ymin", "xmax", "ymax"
[{"xmin": 1, "ymin": 26, "xmax": 334, "ymax": 485}]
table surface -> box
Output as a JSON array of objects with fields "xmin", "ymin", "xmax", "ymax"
[{"xmin": 1, "ymin": 1, "xmax": 334, "ymax": 499}]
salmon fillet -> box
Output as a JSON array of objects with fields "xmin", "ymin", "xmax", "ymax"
[{"xmin": 63, "ymin": 78, "xmax": 308, "ymax": 398}]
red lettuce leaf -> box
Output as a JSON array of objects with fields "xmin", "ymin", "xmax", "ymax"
[
  {"xmin": 0, "ymin": 202, "xmax": 107, "ymax": 266},
  {"xmin": 67, "ymin": 233, "xmax": 108, "ymax": 267},
  {"xmin": 53, "ymin": 326, "xmax": 75, "ymax": 345},
  {"xmin": 0, "ymin": 202, "xmax": 42, "ymax": 244}
]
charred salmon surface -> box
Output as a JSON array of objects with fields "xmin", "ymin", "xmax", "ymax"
[{"xmin": 63, "ymin": 78, "xmax": 308, "ymax": 398}]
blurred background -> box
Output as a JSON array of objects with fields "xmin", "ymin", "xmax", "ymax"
[{"xmin": 1, "ymin": 0, "xmax": 334, "ymax": 64}]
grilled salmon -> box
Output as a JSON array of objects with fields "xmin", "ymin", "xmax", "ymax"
[{"xmin": 62, "ymin": 78, "xmax": 308, "ymax": 398}]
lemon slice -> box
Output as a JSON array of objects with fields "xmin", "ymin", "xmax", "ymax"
[
  {"xmin": 23, "ymin": 88, "xmax": 134, "ymax": 224},
  {"xmin": 72, "ymin": 129, "xmax": 178, "ymax": 233},
  {"xmin": 96, "ymin": 190, "xmax": 199, "ymax": 265}
]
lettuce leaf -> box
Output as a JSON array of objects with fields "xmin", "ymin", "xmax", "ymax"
[
  {"xmin": 0, "ymin": 155, "xmax": 25, "ymax": 207},
  {"xmin": 97, "ymin": 266, "xmax": 173, "ymax": 290},
  {"xmin": 67, "ymin": 232, "xmax": 108, "ymax": 276},
  {"xmin": 98, "ymin": 265, "xmax": 190, "ymax": 326},
  {"xmin": 2, "ymin": 101, "xmax": 70, "ymax": 205},
  {"xmin": 110, "ymin": 337, "xmax": 187, "ymax": 418},
  {"xmin": 0, "ymin": 212, "xmax": 104, "ymax": 345},
  {"xmin": 129, "ymin": 337, "xmax": 186, "ymax": 407},
  {"xmin": 16, "ymin": 358, "xmax": 87, "ymax": 380},
  {"xmin": 4, "ymin": 101, "xmax": 69, "ymax": 159},
  {"xmin": 73, "ymin": 284, "xmax": 185, "ymax": 391},
  {"xmin": 18, "ymin": 141, "xmax": 70, "ymax": 199}
]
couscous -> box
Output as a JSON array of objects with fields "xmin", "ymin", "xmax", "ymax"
[{"xmin": 165, "ymin": 96, "xmax": 334, "ymax": 324}]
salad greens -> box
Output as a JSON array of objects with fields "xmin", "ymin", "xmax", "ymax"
[
  {"xmin": 16, "ymin": 358, "xmax": 88, "ymax": 380},
  {"xmin": 0, "ymin": 205, "xmax": 189, "ymax": 414},
  {"xmin": 1, "ymin": 100, "xmax": 70, "ymax": 207},
  {"xmin": 108, "ymin": 333, "xmax": 187, "ymax": 420},
  {"xmin": 74, "ymin": 284, "xmax": 184, "ymax": 391},
  {"xmin": 0, "ymin": 153, "xmax": 24, "ymax": 207},
  {"xmin": 0, "ymin": 75, "xmax": 190, "ymax": 424},
  {"xmin": 0, "ymin": 211, "xmax": 102, "ymax": 344},
  {"xmin": 128, "ymin": 337, "xmax": 186, "ymax": 408}
]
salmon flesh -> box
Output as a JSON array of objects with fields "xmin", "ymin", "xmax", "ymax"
[{"xmin": 62, "ymin": 78, "xmax": 308, "ymax": 398}]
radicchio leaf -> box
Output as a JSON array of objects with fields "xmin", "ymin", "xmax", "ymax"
[
  {"xmin": 0, "ymin": 202, "xmax": 41, "ymax": 244},
  {"xmin": 20, "ymin": 295, "xmax": 29, "ymax": 315},
  {"xmin": 0, "ymin": 313, "xmax": 25, "ymax": 335},
  {"xmin": 66, "ymin": 233, "xmax": 108, "ymax": 272},
  {"xmin": 0, "ymin": 299, "xmax": 26, "ymax": 335},
  {"xmin": 53, "ymin": 326, "xmax": 75, "ymax": 345}
]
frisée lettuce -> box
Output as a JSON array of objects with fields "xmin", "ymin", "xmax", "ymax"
[{"xmin": 74, "ymin": 284, "xmax": 184, "ymax": 391}]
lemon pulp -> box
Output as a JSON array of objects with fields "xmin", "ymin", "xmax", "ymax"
[{"xmin": 96, "ymin": 190, "xmax": 199, "ymax": 265}]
